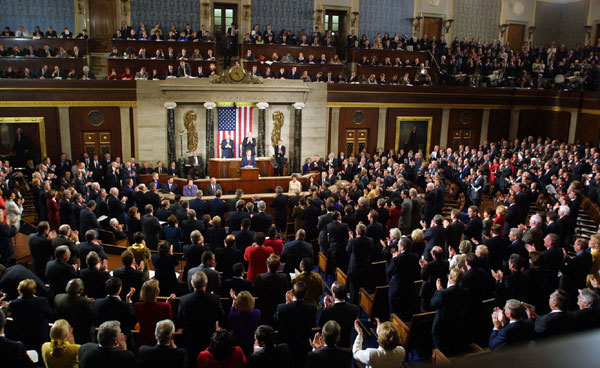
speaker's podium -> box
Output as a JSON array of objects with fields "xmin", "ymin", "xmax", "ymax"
[
  {"xmin": 209, "ymin": 158, "xmax": 275, "ymax": 178},
  {"xmin": 240, "ymin": 167, "xmax": 259, "ymax": 180}
]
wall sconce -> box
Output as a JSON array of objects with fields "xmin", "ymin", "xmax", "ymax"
[
  {"xmin": 243, "ymin": 4, "xmax": 251, "ymax": 20},
  {"xmin": 444, "ymin": 19, "xmax": 454, "ymax": 33},
  {"xmin": 314, "ymin": 8, "xmax": 324, "ymax": 24},
  {"xmin": 351, "ymin": 12, "xmax": 359, "ymax": 27},
  {"xmin": 202, "ymin": 2, "xmax": 210, "ymax": 19},
  {"xmin": 499, "ymin": 23, "xmax": 508, "ymax": 37}
]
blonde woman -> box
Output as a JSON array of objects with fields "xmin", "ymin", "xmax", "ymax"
[
  {"xmin": 42, "ymin": 319, "xmax": 80, "ymax": 368},
  {"xmin": 353, "ymin": 318, "xmax": 406, "ymax": 366},
  {"xmin": 587, "ymin": 234, "xmax": 600, "ymax": 287},
  {"xmin": 449, "ymin": 240, "xmax": 472, "ymax": 271},
  {"xmin": 411, "ymin": 228, "xmax": 425, "ymax": 258},
  {"xmin": 134, "ymin": 279, "xmax": 174, "ymax": 350},
  {"xmin": 228, "ymin": 289, "xmax": 261, "ymax": 357}
]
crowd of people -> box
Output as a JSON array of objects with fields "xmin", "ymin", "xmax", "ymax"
[
  {"xmin": 0, "ymin": 65, "xmax": 95, "ymax": 80},
  {"xmin": 1, "ymin": 25, "xmax": 88, "ymax": 39},
  {"xmin": 0, "ymin": 134, "xmax": 600, "ymax": 368}
]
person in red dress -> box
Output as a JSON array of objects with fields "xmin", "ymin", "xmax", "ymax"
[
  {"xmin": 264, "ymin": 227, "xmax": 284, "ymax": 256},
  {"xmin": 134, "ymin": 279, "xmax": 175, "ymax": 350},
  {"xmin": 243, "ymin": 232, "xmax": 274, "ymax": 283},
  {"xmin": 386, "ymin": 198, "xmax": 403, "ymax": 232},
  {"xmin": 197, "ymin": 329, "xmax": 246, "ymax": 368},
  {"xmin": 46, "ymin": 189, "xmax": 60, "ymax": 230}
]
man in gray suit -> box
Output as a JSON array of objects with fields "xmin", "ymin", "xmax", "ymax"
[
  {"xmin": 398, "ymin": 189, "xmax": 412, "ymax": 235},
  {"xmin": 410, "ymin": 188, "xmax": 424, "ymax": 232}
]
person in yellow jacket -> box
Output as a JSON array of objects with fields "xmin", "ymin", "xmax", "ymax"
[
  {"xmin": 41, "ymin": 319, "xmax": 80, "ymax": 368},
  {"xmin": 587, "ymin": 234, "xmax": 600, "ymax": 288},
  {"xmin": 128, "ymin": 231, "xmax": 152, "ymax": 278}
]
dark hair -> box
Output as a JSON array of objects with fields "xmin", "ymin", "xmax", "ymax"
[
  {"xmin": 158, "ymin": 240, "xmax": 170, "ymax": 256},
  {"xmin": 267, "ymin": 226, "xmax": 278, "ymax": 238},
  {"xmin": 105, "ymin": 277, "xmax": 122, "ymax": 295},
  {"xmin": 232, "ymin": 262, "xmax": 245, "ymax": 277},
  {"xmin": 254, "ymin": 232, "xmax": 265, "ymax": 246},
  {"xmin": 202, "ymin": 250, "xmax": 214, "ymax": 265},
  {"xmin": 208, "ymin": 330, "xmax": 235, "ymax": 361},
  {"xmin": 300, "ymin": 257, "xmax": 314, "ymax": 272},
  {"xmin": 133, "ymin": 232, "xmax": 145, "ymax": 244},
  {"xmin": 509, "ymin": 253, "xmax": 524, "ymax": 270},
  {"xmin": 241, "ymin": 218, "xmax": 251, "ymax": 229},
  {"xmin": 465, "ymin": 253, "xmax": 479, "ymax": 267},
  {"xmin": 322, "ymin": 320, "xmax": 341, "ymax": 347},
  {"xmin": 254, "ymin": 325, "xmax": 275, "ymax": 347},
  {"xmin": 331, "ymin": 281, "xmax": 347, "ymax": 300},
  {"xmin": 267, "ymin": 254, "xmax": 280, "ymax": 272},
  {"xmin": 167, "ymin": 214, "xmax": 178, "ymax": 226},
  {"xmin": 293, "ymin": 281, "xmax": 307, "ymax": 299},
  {"xmin": 121, "ymin": 250, "xmax": 134, "ymax": 267}
]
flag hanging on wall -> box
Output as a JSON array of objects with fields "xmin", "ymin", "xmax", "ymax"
[{"xmin": 217, "ymin": 103, "xmax": 254, "ymax": 158}]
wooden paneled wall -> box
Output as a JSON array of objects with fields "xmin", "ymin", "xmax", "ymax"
[
  {"xmin": 517, "ymin": 110, "xmax": 570, "ymax": 139},
  {"xmin": 576, "ymin": 114, "xmax": 600, "ymax": 146},
  {"xmin": 488, "ymin": 109, "xmax": 511, "ymax": 142},
  {"xmin": 447, "ymin": 109, "xmax": 483, "ymax": 148},
  {"xmin": 338, "ymin": 107, "xmax": 379, "ymax": 155},
  {"xmin": 69, "ymin": 107, "xmax": 123, "ymax": 160}
]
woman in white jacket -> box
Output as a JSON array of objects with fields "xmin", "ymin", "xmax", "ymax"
[
  {"xmin": 353, "ymin": 318, "xmax": 406, "ymax": 367},
  {"xmin": 5, "ymin": 190, "xmax": 23, "ymax": 231}
]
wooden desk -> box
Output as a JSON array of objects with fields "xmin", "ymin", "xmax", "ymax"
[
  {"xmin": 209, "ymin": 158, "xmax": 274, "ymax": 178},
  {"xmin": 243, "ymin": 61, "xmax": 344, "ymax": 77},
  {"xmin": 240, "ymin": 167, "xmax": 259, "ymax": 180},
  {"xmin": 0, "ymin": 58, "xmax": 87, "ymax": 74},
  {"xmin": 347, "ymin": 48, "xmax": 427, "ymax": 63},
  {"xmin": 356, "ymin": 65, "xmax": 436, "ymax": 82},
  {"xmin": 110, "ymin": 39, "xmax": 215, "ymax": 57},
  {"xmin": 107, "ymin": 59, "xmax": 215, "ymax": 74},
  {"xmin": 0, "ymin": 38, "xmax": 89, "ymax": 55},
  {"xmin": 241, "ymin": 44, "xmax": 338, "ymax": 61}
]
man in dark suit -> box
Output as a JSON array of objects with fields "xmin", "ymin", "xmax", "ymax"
[
  {"xmin": 189, "ymin": 151, "xmax": 204, "ymax": 179},
  {"xmin": 144, "ymin": 182, "xmax": 162, "ymax": 211},
  {"xmin": 182, "ymin": 230, "xmax": 210, "ymax": 282},
  {"xmin": 80, "ymin": 200, "xmax": 99, "ymax": 235},
  {"xmin": 222, "ymin": 262, "xmax": 254, "ymax": 295},
  {"xmin": 28, "ymin": 221, "xmax": 56, "ymax": 280},
  {"xmin": 162, "ymin": 177, "xmax": 178, "ymax": 194},
  {"xmin": 326, "ymin": 212, "xmax": 349, "ymax": 273},
  {"xmin": 559, "ymin": 238, "xmax": 592, "ymax": 305},
  {"xmin": 255, "ymin": 254, "xmax": 291, "ymax": 326},
  {"xmin": 420, "ymin": 246, "xmax": 449, "ymax": 311},
  {"xmin": 531, "ymin": 289, "xmax": 571, "ymax": 339},
  {"xmin": 227, "ymin": 200, "xmax": 250, "ymax": 232},
  {"xmin": 204, "ymin": 177, "xmax": 222, "ymax": 196},
  {"xmin": 569, "ymin": 288, "xmax": 600, "ymax": 332},
  {"xmin": 179, "ymin": 270, "xmax": 225, "ymax": 363},
  {"xmin": 274, "ymin": 281, "xmax": 317, "ymax": 368},
  {"xmin": 78, "ymin": 320, "xmax": 137, "ymax": 368},
  {"xmin": 346, "ymin": 224, "xmax": 373, "ymax": 303},
  {"xmin": 489, "ymin": 299, "xmax": 534, "ymax": 351},
  {"xmin": 247, "ymin": 325, "xmax": 291, "ymax": 367},
  {"xmin": 112, "ymin": 250, "xmax": 147, "ymax": 303},
  {"xmin": 0, "ymin": 264, "xmax": 47, "ymax": 300},
  {"xmin": 387, "ymin": 237, "xmax": 420, "ymax": 321},
  {"xmin": 220, "ymin": 134, "xmax": 234, "ymax": 159},
  {"xmin": 504, "ymin": 201, "xmax": 521, "ymax": 239},
  {"xmin": 139, "ymin": 319, "xmax": 186, "ymax": 368},
  {"xmin": 318, "ymin": 281, "xmax": 359, "ymax": 348},
  {"xmin": 54, "ymin": 278, "xmax": 95, "ymax": 344},
  {"xmin": 241, "ymin": 149, "xmax": 256, "ymax": 167},
  {"xmin": 274, "ymin": 139, "xmax": 286, "ymax": 176},
  {"xmin": 281, "ymin": 230, "xmax": 313, "ymax": 273},
  {"xmin": 270, "ymin": 186, "xmax": 289, "ymax": 231},
  {"xmin": 208, "ymin": 190, "xmax": 227, "ymax": 218},
  {"xmin": 423, "ymin": 215, "xmax": 446, "ymax": 262},
  {"xmin": 484, "ymin": 224, "xmax": 506, "ymax": 271},
  {"xmin": 45, "ymin": 245, "xmax": 77, "ymax": 297},
  {"xmin": 233, "ymin": 218, "xmax": 256, "ymax": 251},
  {"xmin": 306, "ymin": 320, "xmax": 352, "ymax": 368},
  {"xmin": 464, "ymin": 206, "xmax": 483, "ymax": 244},
  {"xmin": 189, "ymin": 191, "xmax": 209, "ymax": 218},
  {"xmin": 241, "ymin": 131, "xmax": 257, "ymax": 156},
  {"xmin": 93, "ymin": 277, "xmax": 137, "ymax": 339},
  {"xmin": 445, "ymin": 209, "xmax": 464, "ymax": 253},
  {"xmin": 77, "ymin": 230, "xmax": 108, "ymax": 269},
  {"xmin": 522, "ymin": 214, "xmax": 544, "ymax": 251},
  {"xmin": 141, "ymin": 204, "xmax": 161, "ymax": 250},
  {"xmin": 181, "ymin": 210, "xmax": 204, "ymax": 244},
  {"xmin": 214, "ymin": 235, "xmax": 243, "ymax": 281},
  {"xmin": 0, "ymin": 309, "xmax": 34, "ymax": 368},
  {"xmin": 431, "ymin": 268, "xmax": 468, "ymax": 355},
  {"xmin": 108, "ymin": 188, "xmax": 126, "ymax": 225},
  {"xmin": 251, "ymin": 201, "xmax": 273, "ymax": 234},
  {"xmin": 423, "ymin": 183, "xmax": 437, "ymax": 224}
]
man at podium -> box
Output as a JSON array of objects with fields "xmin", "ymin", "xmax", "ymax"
[
  {"xmin": 221, "ymin": 132, "xmax": 234, "ymax": 158},
  {"xmin": 241, "ymin": 149, "xmax": 256, "ymax": 168}
]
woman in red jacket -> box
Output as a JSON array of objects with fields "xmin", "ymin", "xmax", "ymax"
[
  {"xmin": 134, "ymin": 279, "xmax": 174, "ymax": 350},
  {"xmin": 243, "ymin": 232, "xmax": 273, "ymax": 283},
  {"xmin": 386, "ymin": 198, "xmax": 403, "ymax": 232},
  {"xmin": 263, "ymin": 226, "xmax": 283, "ymax": 256},
  {"xmin": 46, "ymin": 189, "xmax": 60, "ymax": 230},
  {"xmin": 197, "ymin": 329, "xmax": 246, "ymax": 368}
]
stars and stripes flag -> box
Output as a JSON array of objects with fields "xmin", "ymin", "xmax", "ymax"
[{"xmin": 217, "ymin": 104, "xmax": 254, "ymax": 158}]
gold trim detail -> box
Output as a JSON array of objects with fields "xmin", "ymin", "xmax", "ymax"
[
  {"xmin": 0, "ymin": 117, "xmax": 47, "ymax": 157},
  {"xmin": 395, "ymin": 116, "xmax": 433, "ymax": 156},
  {"xmin": 0, "ymin": 101, "xmax": 136, "ymax": 107},
  {"xmin": 327, "ymin": 102, "xmax": 579, "ymax": 113}
]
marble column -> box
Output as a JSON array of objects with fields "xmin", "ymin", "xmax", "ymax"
[
  {"xmin": 568, "ymin": 111, "xmax": 578, "ymax": 144},
  {"xmin": 256, "ymin": 102, "xmax": 269, "ymax": 157},
  {"xmin": 509, "ymin": 110, "xmax": 520, "ymax": 140},
  {"xmin": 164, "ymin": 102, "xmax": 177, "ymax": 164},
  {"xmin": 292, "ymin": 102, "xmax": 305, "ymax": 174},
  {"xmin": 204, "ymin": 102, "xmax": 216, "ymax": 176},
  {"xmin": 440, "ymin": 108, "xmax": 450, "ymax": 148},
  {"xmin": 377, "ymin": 107, "xmax": 387, "ymax": 149},
  {"xmin": 480, "ymin": 109, "xmax": 490, "ymax": 146}
]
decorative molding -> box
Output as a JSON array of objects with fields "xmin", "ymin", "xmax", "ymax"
[
  {"xmin": 203, "ymin": 102, "xmax": 217, "ymax": 109},
  {"xmin": 293, "ymin": 102, "xmax": 305, "ymax": 109},
  {"xmin": 256, "ymin": 102, "xmax": 270, "ymax": 110},
  {"xmin": 326, "ymin": 102, "xmax": 582, "ymax": 113},
  {"xmin": 0, "ymin": 100, "xmax": 136, "ymax": 107},
  {"xmin": 163, "ymin": 102, "xmax": 177, "ymax": 109}
]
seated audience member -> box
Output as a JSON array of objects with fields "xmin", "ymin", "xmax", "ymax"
[
  {"xmin": 0, "ymin": 309, "xmax": 34, "ymax": 368},
  {"xmin": 247, "ymin": 325, "xmax": 291, "ymax": 368},
  {"xmin": 134, "ymin": 279, "xmax": 174, "ymax": 350},
  {"xmin": 151, "ymin": 241, "xmax": 179, "ymax": 296},
  {"xmin": 139, "ymin": 319, "xmax": 186, "ymax": 368},
  {"xmin": 78, "ymin": 321, "xmax": 136, "ymax": 367},
  {"xmin": 353, "ymin": 319, "xmax": 405, "ymax": 366},
  {"xmin": 41, "ymin": 319, "xmax": 80, "ymax": 368},
  {"xmin": 307, "ymin": 320, "xmax": 353, "ymax": 368},
  {"xmin": 489, "ymin": 299, "xmax": 534, "ymax": 351},
  {"xmin": 228, "ymin": 289, "xmax": 261, "ymax": 357},
  {"xmin": 54, "ymin": 278, "xmax": 95, "ymax": 344}
]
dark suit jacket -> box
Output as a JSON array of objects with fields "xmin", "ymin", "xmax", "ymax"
[
  {"xmin": 223, "ymin": 277, "xmax": 254, "ymax": 295},
  {"xmin": 446, "ymin": 221, "xmax": 464, "ymax": 252},
  {"xmin": 112, "ymin": 266, "xmax": 147, "ymax": 303},
  {"xmin": 318, "ymin": 302, "xmax": 360, "ymax": 348},
  {"xmin": 420, "ymin": 258, "xmax": 450, "ymax": 309},
  {"xmin": 139, "ymin": 344, "xmax": 186, "ymax": 368},
  {"xmin": 141, "ymin": 214, "xmax": 161, "ymax": 250},
  {"xmin": 534, "ymin": 311, "xmax": 571, "ymax": 339},
  {"xmin": 346, "ymin": 236, "xmax": 373, "ymax": 275},
  {"xmin": 28, "ymin": 232, "xmax": 53, "ymax": 278},
  {"xmin": 488, "ymin": 320, "xmax": 534, "ymax": 351},
  {"xmin": 251, "ymin": 211, "xmax": 273, "ymax": 234},
  {"xmin": 162, "ymin": 182, "xmax": 178, "ymax": 194},
  {"xmin": 178, "ymin": 290, "xmax": 225, "ymax": 356},
  {"xmin": 108, "ymin": 195, "xmax": 125, "ymax": 224},
  {"xmin": 274, "ymin": 300, "xmax": 317, "ymax": 362},
  {"xmin": 204, "ymin": 184, "xmax": 222, "ymax": 196},
  {"xmin": 78, "ymin": 343, "xmax": 137, "ymax": 368},
  {"xmin": 54, "ymin": 293, "xmax": 95, "ymax": 343},
  {"xmin": 214, "ymin": 246, "xmax": 243, "ymax": 280},
  {"xmin": 464, "ymin": 216, "xmax": 483, "ymax": 244},
  {"xmin": 387, "ymin": 252, "xmax": 420, "ymax": 301},
  {"xmin": 228, "ymin": 211, "xmax": 250, "ymax": 232},
  {"xmin": 0, "ymin": 336, "xmax": 34, "ymax": 368},
  {"xmin": 7, "ymin": 295, "xmax": 52, "ymax": 350},
  {"xmin": 79, "ymin": 207, "xmax": 99, "ymax": 235},
  {"xmin": 306, "ymin": 346, "xmax": 353, "ymax": 368},
  {"xmin": 144, "ymin": 191, "xmax": 161, "ymax": 211},
  {"xmin": 220, "ymin": 140, "xmax": 234, "ymax": 158},
  {"xmin": 77, "ymin": 241, "xmax": 108, "ymax": 269},
  {"xmin": 484, "ymin": 235, "xmax": 506, "ymax": 271},
  {"xmin": 241, "ymin": 155, "xmax": 256, "ymax": 167},
  {"xmin": 208, "ymin": 198, "xmax": 226, "ymax": 218},
  {"xmin": 247, "ymin": 343, "xmax": 291, "ymax": 368},
  {"xmin": 431, "ymin": 285, "xmax": 468, "ymax": 354},
  {"xmin": 281, "ymin": 239, "xmax": 313, "ymax": 273},
  {"xmin": 255, "ymin": 271, "xmax": 291, "ymax": 324},
  {"xmin": 79, "ymin": 267, "xmax": 111, "ymax": 299},
  {"xmin": 270, "ymin": 194, "xmax": 289, "ymax": 229},
  {"xmin": 93, "ymin": 296, "xmax": 136, "ymax": 334},
  {"xmin": 0, "ymin": 264, "xmax": 47, "ymax": 300},
  {"xmin": 45, "ymin": 259, "xmax": 77, "ymax": 296},
  {"xmin": 423, "ymin": 225, "xmax": 446, "ymax": 261}
]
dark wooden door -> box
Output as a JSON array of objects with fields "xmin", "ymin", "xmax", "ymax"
[
  {"xmin": 89, "ymin": 0, "xmax": 117, "ymax": 38},
  {"xmin": 345, "ymin": 129, "xmax": 369, "ymax": 156},
  {"xmin": 507, "ymin": 24, "xmax": 525, "ymax": 51},
  {"xmin": 423, "ymin": 17, "xmax": 442, "ymax": 39},
  {"xmin": 325, "ymin": 10, "xmax": 347, "ymax": 57},
  {"xmin": 451, "ymin": 128, "xmax": 473, "ymax": 151},
  {"xmin": 82, "ymin": 131, "xmax": 113, "ymax": 157}
]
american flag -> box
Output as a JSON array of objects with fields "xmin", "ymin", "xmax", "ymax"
[{"xmin": 217, "ymin": 105, "xmax": 254, "ymax": 158}]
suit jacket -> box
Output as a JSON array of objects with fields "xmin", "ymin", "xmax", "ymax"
[
  {"xmin": 399, "ymin": 198, "xmax": 413, "ymax": 230},
  {"xmin": 247, "ymin": 344, "xmax": 291, "ymax": 368},
  {"xmin": 113, "ymin": 266, "xmax": 147, "ymax": 303},
  {"xmin": 78, "ymin": 343, "xmax": 137, "ymax": 368},
  {"xmin": 411, "ymin": 196, "xmax": 425, "ymax": 229},
  {"xmin": 208, "ymin": 198, "xmax": 227, "ymax": 218},
  {"xmin": 241, "ymin": 155, "xmax": 256, "ymax": 167},
  {"xmin": 534, "ymin": 311, "xmax": 571, "ymax": 339},
  {"xmin": 0, "ymin": 264, "xmax": 47, "ymax": 300},
  {"xmin": 204, "ymin": 183, "xmax": 222, "ymax": 196},
  {"xmin": 45, "ymin": 259, "xmax": 77, "ymax": 296},
  {"xmin": 144, "ymin": 191, "xmax": 161, "ymax": 211},
  {"xmin": 79, "ymin": 207, "xmax": 99, "ymax": 235},
  {"xmin": 281, "ymin": 239, "xmax": 313, "ymax": 273},
  {"xmin": 346, "ymin": 236, "xmax": 373, "ymax": 275},
  {"xmin": 387, "ymin": 252, "xmax": 420, "ymax": 301},
  {"xmin": 179, "ymin": 290, "xmax": 225, "ymax": 356},
  {"xmin": 326, "ymin": 221, "xmax": 349, "ymax": 268},
  {"xmin": 255, "ymin": 271, "xmax": 291, "ymax": 324},
  {"xmin": 189, "ymin": 198, "xmax": 209, "ymax": 217},
  {"xmin": 306, "ymin": 346, "xmax": 353, "ymax": 368},
  {"xmin": 251, "ymin": 211, "xmax": 273, "ymax": 234},
  {"xmin": 108, "ymin": 195, "xmax": 125, "ymax": 224},
  {"xmin": 93, "ymin": 296, "xmax": 136, "ymax": 334},
  {"xmin": 28, "ymin": 232, "xmax": 53, "ymax": 278},
  {"xmin": 484, "ymin": 235, "xmax": 506, "ymax": 271},
  {"xmin": 522, "ymin": 226, "xmax": 544, "ymax": 251},
  {"xmin": 488, "ymin": 320, "xmax": 534, "ymax": 351},
  {"xmin": 318, "ymin": 302, "xmax": 360, "ymax": 348},
  {"xmin": 77, "ymin": 241, "xmax": 108, "ymax": 269},
  {"xmin": 54, "ymin": 293, "xmax": 95, "ymax": 343},
  {"xmin": 446, "ymin": 221, "xmax": 464, "ymax": 252},
  {"xmin": 464, "ymin": 216, "xmax": 483, "ymax": 244},
  {"xmin": 139, "ymin": 344, "xmax": 186, "ymax": 368},
  {"xmin": 424, "ymin": 190, "xmax": 437, "ymax": 219},
  {"xmin": 0, "ymin": 336, "xmax": 34, "ymax": 368},
  {"xmin": 214, "ymin": 246, "xmax": 243, "ymax": 280},
  {"xmin": 7, "ymin": 295, "xmax": 52, "ymax": 350},
  {"xmin": 242, "ymin": 137, "xmax": 257, "ymax": 156},
  {"xmin": 423, "ymin": 225, "xmax": 446, "ymax": 261},
  {"xmin": 162, "ymin": 182, "xmax": 179, "ymax": 194},
  {"xmin": 420, "ymin": 258, "xmax": 450, "ymax": 309},
  {"xmin": 219, "ymin": 140, "xmax": 234, "ymax": 158},
  {"xmin": 141, "ymin": 214, "xmax": 161, "ymax": 250},
  {"xmin": 274, "ymin": 300, "xmax": 317, "ymax": 361},
  {"xmin": 227, "ymin": 211, "xmax": 250, "ymax": 232},
  {"xmin": 431, "ymin": 285, "xmax": 468, "ymax": 354},
  {"xmin": 79, "ymin": 267, "xmax": 111, "ymax": 299},
  {"xmin": 270, "ymin": 194, "xmax": 289, "ymax": 229}
]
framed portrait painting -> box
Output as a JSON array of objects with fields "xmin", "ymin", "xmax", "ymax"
[
  {"xmin": 0, "ymin": 117, "xmax": 46, "ymax": 168},
  {"xmin": 395, "ymin": 117, "xmax": 432, "ymax": 156}
]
